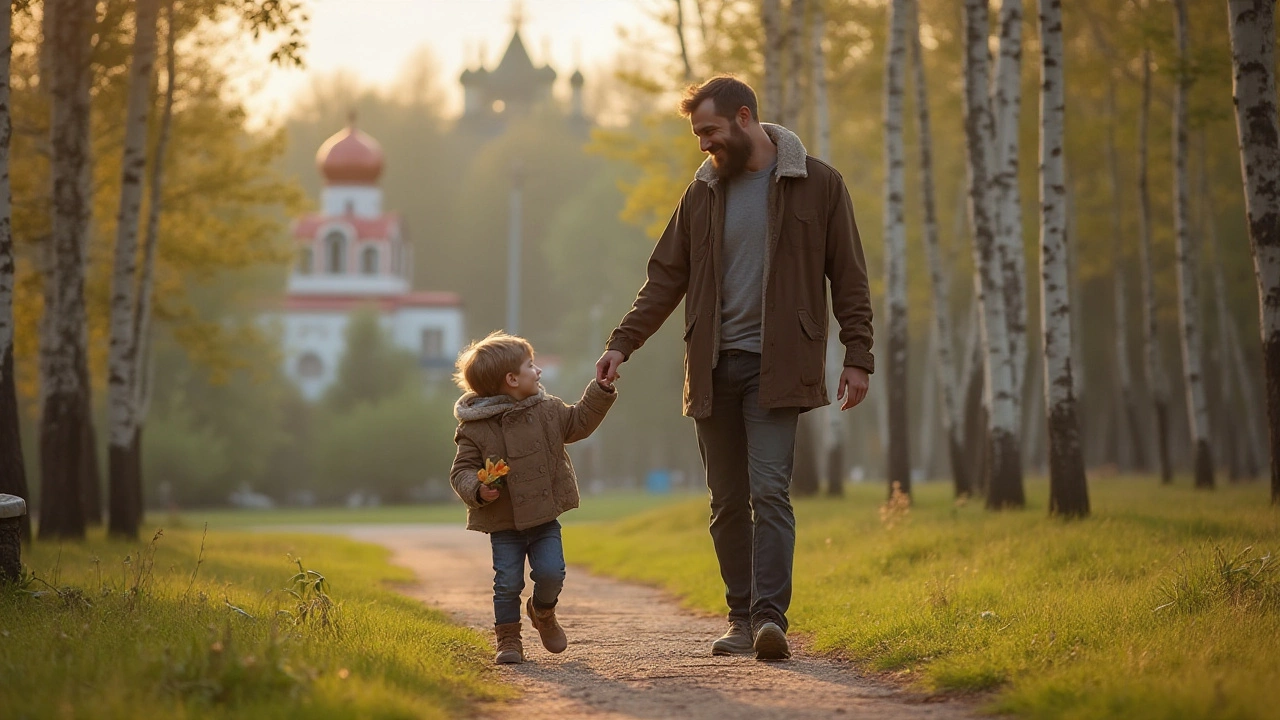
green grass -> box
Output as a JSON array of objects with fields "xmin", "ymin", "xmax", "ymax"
[
  {"xmin": 155, "ymin": 491, "xmax": 697, "ymax": 531},
  {"xmin": 1, "ymin": 526, "xmax": 512, "ymax": 719},
  {"xmin": 563, "ymin": 478, "xmax": 1280, "ymax": 720}
]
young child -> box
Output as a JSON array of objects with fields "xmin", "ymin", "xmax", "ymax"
[{"xmin": 450, "ymin": 331, "xmax": 617, "ymax": 664}]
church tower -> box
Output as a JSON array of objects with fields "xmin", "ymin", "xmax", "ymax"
[{"xmin": 274, "ymin": 117, "xmax": 465, "ymax": 400}]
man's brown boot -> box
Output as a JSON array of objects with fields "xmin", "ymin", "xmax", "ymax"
[
  {"xmin": 525, "ymin": 597, "xmax": 568, "ymax": 653},
  {"xmin": 494, "ymin": 621, "xmax": 524, "ymax": 664}
]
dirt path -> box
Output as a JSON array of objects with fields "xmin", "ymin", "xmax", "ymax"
[{"xmin": 332, "ymin": 524, "xmax": 982, "ymax": 720}]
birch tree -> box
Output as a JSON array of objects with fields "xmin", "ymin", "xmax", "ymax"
[
  {"xmin": 38, "ymin": 0, "xmax": 96, "ymax": 540},
  {"xmin": 1138, "ymin": 48, "xmax": 1174, "ymax": 484},
  {"xmin": 810, "ymin": 0, "xmax": 829, "ymax": 163},
  {"xmin": 0, "ymin": 0, "xmax": 28, "ymax": 543},
  {"xmin": 883, "ymin": 0, "xmax": 910, "ymax": 498},
  {"xmin": 1172, "ymin": 0, "xmax": 1214, "ymax": 489},
  {"xmin": 783, "ymin": 0, "xmax": 805, "ymax": 128},
  {"xmin": 963, "ymin": 0, "xmax": 1023, "ymax": 509},
  {"xmin": 761, "ymin": 0, "xmax": 782, "ymax": 120},
  {"xmin": 107, "ymin": 0, "xmax": 160, "ymax": 539},
  {"xmin": 1200, "ymin": 137, "xmax": 1247, "ymax": 479},
  {"xmin": 993, "ymin": 0, "xmax": 1028, "ymax": 410},
  {"xmin": 1039, "ymin": 0, "xmax": 1088, "ymax": 517},
  {"xmin": 910, "ymin": 0, "xmax": 968, "ymax": 497},
  {"xmin": 1107, "ymin": 74, "xmax": 1146, "ymax": 471},
  {"xmin": 126, "ymin": 0, "xmax": 178, "ymax": 528},
  {"xmin": 811, "ymin": 0, "xmax": 844, "ymax": 496},
  {"xmin": 1226, "ymin": 0, "xmax": 1280, "ymax": 503}
]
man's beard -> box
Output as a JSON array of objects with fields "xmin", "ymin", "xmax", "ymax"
[{"xmin": 710, "ymin": 122, "xmax": 752, "ymax": 181}]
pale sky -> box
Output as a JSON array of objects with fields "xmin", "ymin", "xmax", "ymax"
[{"xmin": 236, "ymin": 0, "xmax": 670, "ymax": 127}]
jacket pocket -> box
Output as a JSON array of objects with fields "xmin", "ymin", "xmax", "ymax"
[
  {"xmin": 797, "ymin": 309, "xmax": 825, "ymax": 385},
  {"xmin": 798, "ymin": 309, "xmax": 826, "ymax": 341},
  {"xmin": 683, "ymin": 313, "xmax": 698, "ymax": 341}
]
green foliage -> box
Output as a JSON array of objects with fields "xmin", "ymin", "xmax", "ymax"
[
  {"xmin": 565, "ymin": 479, "xmax": 1280, "ymax": 720},
  {"xmin": 312, "ymin": 389, "xmax": 457, "ymax": 504},
  {"xmin": 322, "ymin": 309, "xmax": 420, "ymax": 414},
  {"xmin": 0, "ymin": 527, "xmax": 510, "ymax": 718}
]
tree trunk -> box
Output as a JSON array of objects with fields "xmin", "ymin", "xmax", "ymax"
[
  {"xmin": 909, "ymin": 0, "xmax": 967, "ymax": 497},
  {"xmin": 1039, "ymin": 0, "xmax": 1088, "ymax": 517},
  {"xmin": 761, "ymin": 0, "xmax": 783, "ymax": 121},
  {"xmin": 127, "ymin": 2, "xmax": 177, "ymax": 524},
  {"xmin": 883, "ymin": 0, "xmax": 910, "ymax": 499},
  {"xmin": 993, "ymin": 0, "xmax": 1028, "ymax": 412},
  {"xmin": 961, "ymin": 306, "xmax": 988, "ymax": 495},
  {"xmin": 810, "ymin": 0, "xmax": 830, "ymax": 164},
  {"xmin": 811, "ymin": 0, "xmax": 843, "ymax": 498},
  {"xmin": 673, "ymin": 0, "xmax": 695, "ymax": 81},
  {"xmin": 0, "ymin": 0, "xmax": 28, "ymax": 544},
  {"xmin": 1138, "ymin": 48, "xmax": 1174, "ymax": 485},
  {"xmin": 1173, "ymin": 0, "xmax": 1215, "ymax": 489},
  {"xmin": 1107, "ymin": 77, "xmax": 1146, "ymax": 472},
  {"xmin": 38, "ymin": 0, "xmax": 95, "ymax": 541},
  {"xmin": 791, "ymin": 412, "xmax": 820, "ymax": 496},
  {"xmin": 1226, "ymin": 317, "xmax": 1265, "ymax": 477},
  {"xmin": 107, "ymin": 0, "xmax": 160, "ymax": 539},
  {"xmin": 1227, "ymin": 0, "xmax": 1280, "ymax": 503},
  {"xmin": 783, "ymin": 0, "xmax": 806, "ymax": 129},
  {"xmin": 963, "ymin": 0, "xmax": 1023, "ymax": 509},
  {"xmin": 1200, "ymin": 135, "xmax": 1245, "ymax": 480}
]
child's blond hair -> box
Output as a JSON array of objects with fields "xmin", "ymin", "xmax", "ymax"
[{"xmin": 453, "ymin": 331, "xmax": 534, "ymax": 397}]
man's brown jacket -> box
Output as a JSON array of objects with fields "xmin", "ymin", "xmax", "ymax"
[{"xmin": 605, "ymin": 124, "xmax": 874, "ymax": 419}]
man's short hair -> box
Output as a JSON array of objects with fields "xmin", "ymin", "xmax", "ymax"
[
  {"xmin": 679, "ymin": 75, "xmax": 759, "ymax": 121},
  {"xmin": 453, "ymin": 331, "xmax": 534, "ymax": 397}
]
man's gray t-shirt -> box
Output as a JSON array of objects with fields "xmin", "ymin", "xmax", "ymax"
[{"xmin": 719, "ymin": 161, "xmax": 776, "ymax": 353}]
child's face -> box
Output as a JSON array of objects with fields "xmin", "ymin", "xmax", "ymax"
[{"xmin": 506, "ymin": 354, "xmax": 541, "ymax": 400}]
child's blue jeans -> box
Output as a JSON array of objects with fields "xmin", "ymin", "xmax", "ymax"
[{"xmin": 490, "ymin": 519, "xmax": 565, "ymax": 625}]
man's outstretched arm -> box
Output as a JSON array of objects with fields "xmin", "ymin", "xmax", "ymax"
[{"xmin": 597, "ymin": 185, "xmax": 696, "ymax": 380}]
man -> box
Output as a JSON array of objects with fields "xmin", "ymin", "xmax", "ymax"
[{"xmin": 596, "ymin": 76, "xmax": 873, "ymax": 661}]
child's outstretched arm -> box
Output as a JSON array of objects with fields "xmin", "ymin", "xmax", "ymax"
[
  {"xmin": 559, "ymin": 378, "xmax": 618, "ymax": 444},
  {"xmin": 449, "ymin": 428, "xmax": 492, "ymax": 508}
]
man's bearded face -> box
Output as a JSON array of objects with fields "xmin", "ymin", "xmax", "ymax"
[{"xmin": 708, "ymin": 120, "xmax": 753, "ymax": 181}]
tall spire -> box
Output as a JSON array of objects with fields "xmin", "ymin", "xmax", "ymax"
[{"xmin": 510, "ymin": 0, "xmax": 525, "ymax": 32}]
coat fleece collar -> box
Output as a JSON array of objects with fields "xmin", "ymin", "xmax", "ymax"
[
  {"xmin": 694, "ymin": 123, "xmax": 808, "ymax": 189},
  {"xmin": 454, "ymin": 386, "xmax": 548, "ymax": 422}
]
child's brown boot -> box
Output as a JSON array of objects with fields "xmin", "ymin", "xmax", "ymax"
[
  {"xmin": 494, "ymin": 621, "xmax": 524, "ymax": 664},
  {"xmin": 525, "ymin": 597, "xmax": 567, "ymax": 653}
]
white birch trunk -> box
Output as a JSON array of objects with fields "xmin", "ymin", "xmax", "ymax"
[
  {"xmin": 1107, "ymin": 74, "xmax": 1147, "ymax": 471},
  {"xmin": 1227, "ymin": 0, "xmax": 1280, "ymax": 501},
  {"xmin": 1201, "ymin": 137, "xmax": 1247, "ymax": 478},
  {"xmin": 1226, "ymin": 316, "xmax": 1266, "ymax": 475},
  {"xmin": 917, "ymin": 322, "xmax": 937, "ymax": 478},
  {"xmin": 107, "ymin": 0, "xmax": 160, "ymax": 538},
  {"xmin": 39, "ymin": 0, "xmax": 94, "ymax": 540},
  {"xmin": 761, "ymin": 0, "xmax": 783, "ymax": 121},
  {"xmin": 783, "ymin": 0, "xmax": 805, "ymax": 129},
  {"xmin": 909, "ymin": 0, "xmax": 968, "ymax": 496},
  {"xmin": 993, "ymin": 0, "xmax": 1027, "ymax": 408},
  {"xmin": 883, "ymin": 0, "xmax": 910, "ymax": 496},
  {"xmin": 1173, "ymin": 0, "xmax": 1215, "ymax": 488},
  {"xmin": 964, "ymin": 0, "xmax": 1023, "ymax": 507},
  {"xmin": 1138, "ymin": 47, "xmax": 1174, "ymax": 484},
  {"xmin": 0, "ymin": 0, "xmax": 30, "ymax": 542},
  {"xmin": 810, "ymin": 0, "xmax": 829, "ymax": 163},
  {"xmin": 1039, "ymin": 0, "xmax": 1088, "ymax": 516}
]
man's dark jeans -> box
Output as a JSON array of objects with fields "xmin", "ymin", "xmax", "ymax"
[
  {"xmin": 695, "ymin": 349, "xmax": 800, "ymax": 633},
  {"xmin": 490, "ymin": 519, "xmax": 565, "ymax": 625}
]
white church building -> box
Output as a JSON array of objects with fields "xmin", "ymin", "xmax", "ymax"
[{"xmin": 271, "ymin": 118, "xmax": 465, "ymax": 401}]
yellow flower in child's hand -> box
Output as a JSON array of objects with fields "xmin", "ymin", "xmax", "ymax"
[{"xmin": 478, "ymin": 457, "xmax": 510, "ymax": 488}]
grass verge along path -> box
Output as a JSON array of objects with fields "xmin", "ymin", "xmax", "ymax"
[
  {"xmin": 564, "ymin": 478, "xmax": 1280, "ymax": 720},
  {"xmin": 1, "ymin": 527, "xmax": 509, "ymax": 719}
]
